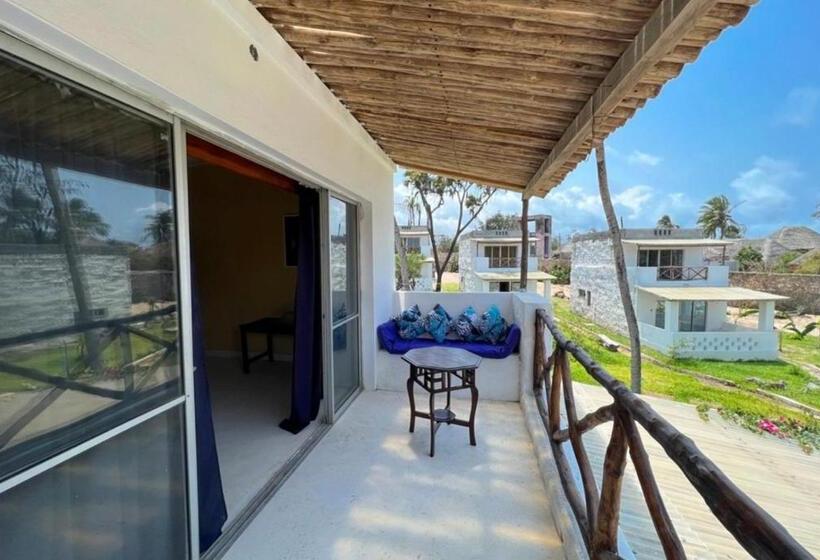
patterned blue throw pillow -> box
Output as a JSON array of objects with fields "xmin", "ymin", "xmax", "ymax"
[
  {"xmin": 394, "ymin": 304, "xmax": 426, "ymax": 339},
  {"xmin": 478, "ymin": 304, "xmax": 509, "ymax": 344},
  {"xmin": 453, "ymin": 306, "xmax": 481, "ymax": 341},
  {"xmin": 425, "ymin": 304, "xmax": 452, "ymax": 343}
]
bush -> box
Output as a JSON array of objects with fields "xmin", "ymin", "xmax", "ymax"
[{"xmin": 546, "ymin": 260, "xmax": 571, "ymax": 284}]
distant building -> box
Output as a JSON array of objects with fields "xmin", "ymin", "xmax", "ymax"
[
  {"xmin": 458, "ymin": 214, "xmax": 553, "ymax": 293},
  {"xmin": 571, "ymin": 228, "xmax": 787, "ymax": 360},
  {"xmin": 397, "ymin": 226, "xmax": 435, "ymax": 290}
]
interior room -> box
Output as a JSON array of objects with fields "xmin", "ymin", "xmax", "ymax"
[{"xmin": 186, "ymin": 137, "xmax": 319, "ymax": 522}]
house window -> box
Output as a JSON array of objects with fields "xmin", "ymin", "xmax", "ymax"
[
  {"xmin": 655, "ymin": 301, "xmax": 666, "ymax": 328},
  {"xmin": 529, "ymin": 241, "xmax": 536, "ymax": 257},
  {"xmin": 484, "ymin": 245, "xmax": 518, "ymax": 267},
  {"xmin": 679, "ymin": 300, "xmax": 707, "ymax": 332},
  {"xmin": 638, "ymin": 249, "xmax": 683, "ymax": 268},
  {"xmin": 587, "ymin": 291, "xmax": 592, "ymax": 306},
  {"xmin": 404, "ymin": 237, "xmax": 421, "ymax": 252},
  {"xmin": 578, "ymin": 288, "xmax": 591, "ymax": 305}
]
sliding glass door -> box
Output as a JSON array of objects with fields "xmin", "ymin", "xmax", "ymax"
[
  {"xmin": 328, "ymin": 196, "xmax": 361, "ymax": 411},
  {"xmin": 0, "ymin": 47, "xmax": 188, "ymax": 558}
]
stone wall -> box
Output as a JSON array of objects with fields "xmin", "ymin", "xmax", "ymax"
[
  {"xmin": 730, "ymin": 271, "xmax": 820, "ymax": 313},
  {"xmin": 458, "ymin": 240, "xmax": 484, "ymax": 292},
  {"xmin": 570, "ymin": 238, "xmax": 628, "ymax": 334},
  {"xmin": 0, "ymin": 250, "xmax": 132, "ymax": 339}
]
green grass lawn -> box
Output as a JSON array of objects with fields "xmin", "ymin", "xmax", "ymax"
[
  {"xmin": 441, "ymin": 282, "xmax": 460, "ymax": 292},
  {"xmin": 780, "ymin": 332, "xmax": 820, "ymax": 368},
  {"xmin": 551, "ymin": 297, "xmax": 820, "ymax": 451},
  {"xmin": 0, "ymin": 319, "xmax": 176, "ymax": 393}
]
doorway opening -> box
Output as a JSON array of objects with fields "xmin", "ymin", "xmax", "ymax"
[{"xmin": 186, "ymin": 135, "xmax": 324, "ymax": 530}]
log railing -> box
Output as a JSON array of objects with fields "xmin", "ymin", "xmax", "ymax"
[{"xmin": 533, "ymin": 308, "xmax": 812, "ymax": 560}]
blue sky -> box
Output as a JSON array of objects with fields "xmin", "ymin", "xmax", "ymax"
[{"xmin": 394, "ymin": 1, "xmax": 820, "ymax": 242}]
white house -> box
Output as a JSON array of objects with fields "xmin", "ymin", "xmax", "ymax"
[
  {"xmin": 571, "ymin": 229, "xmax": 788, "ymax": 360},
  {"xmin": 459, "ymin": 215, "xmax": 553, "ymax": 293},
  {"xmin": 397, "ymin": 225, "xmax": 435, "ymax": 290}
]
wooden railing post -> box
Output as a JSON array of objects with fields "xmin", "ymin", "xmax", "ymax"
[
  {"xmin": 592, "ymin": 408, "xmax": 629, "ymax": 557},
  {"xmin": 559, "ymin": 349, "xmax": 600, "ymax": 545},
  {"xmin": 620, "ymin": 408, "xmax": 686, "ymax": 559},
  {"xmin": 533, "ymin": 310, "xmax": 813, "ymax": 560}
]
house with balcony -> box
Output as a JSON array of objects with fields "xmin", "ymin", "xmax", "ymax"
[
  {"xmin": 459, "ymin": 215, "xmax": 553, "ymax": 293},
  {"xmin": 397, "ymin": 226, "xmax": 435, "ymax": 290},
  {"xmin": 571, "ymin": 229, "xmax": 788, "ymax": 360},
  {"xmin": 1, "ymin": 2, "xmax": 815, "ymax": 560}
]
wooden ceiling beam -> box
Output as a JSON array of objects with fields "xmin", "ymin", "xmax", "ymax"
[{"xmin": 524, "ymin": 0, "xmax": 727, "ymax": 198}]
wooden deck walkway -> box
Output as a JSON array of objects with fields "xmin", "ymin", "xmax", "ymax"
[{"xmin": 574, "ymin": 384, "xmax": 820, "ymax": 559}]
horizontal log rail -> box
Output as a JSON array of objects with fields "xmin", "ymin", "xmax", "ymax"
[
  {"xmin": 533, "ymin": 308, "xmax": 812, "ymax": 560},
  {"xmin": 0, "ymin": 310, "xmax": 179, "ymax": 450},
  {"xmin": 656, "ymin": 266, "xmax": 708, "ymax": 281}
]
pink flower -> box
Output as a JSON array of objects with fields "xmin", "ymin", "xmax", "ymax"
[{"xmin": 758, "ymin": 419, "xmax": 781, "ymax": 435}]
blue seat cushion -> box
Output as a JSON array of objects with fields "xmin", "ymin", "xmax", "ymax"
[
  {"xmin": 477, "ymin": 304, "xmax": 509, "ymax": 344},
  {"xmin": 424, "ymin": 303, "xmax": 452, "ymax": 343},
  {"xmin": 378, "ymin": 320, "xmax": 520, "ymax": 359},
  {"xmin": 393, "ymin": 304, "xmax": 426, "ymax": 339}
]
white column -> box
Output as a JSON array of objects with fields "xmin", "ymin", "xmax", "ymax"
[
  {"xmin": 664, "ymin": 300, "xmax": 679, "ymax": 332},
  {"xmin": 758, "ymin": 301, "xmax": 775, "ymax": 332}
]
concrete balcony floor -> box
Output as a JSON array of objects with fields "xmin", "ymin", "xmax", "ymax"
[{"xmin": 224, "ymin": 390, "xmax": 564, "ymax": 560}]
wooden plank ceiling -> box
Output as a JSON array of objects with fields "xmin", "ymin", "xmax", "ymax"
[{"xmin": 254, "ymin": 0, "xmax": 755, "ymax": 196}]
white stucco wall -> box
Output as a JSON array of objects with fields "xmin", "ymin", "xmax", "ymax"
[{"xmin": 0, "ymin": 0, "xmax": 396, "ymax": 389}]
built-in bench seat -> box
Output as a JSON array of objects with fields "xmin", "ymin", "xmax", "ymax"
[{"xmin": 377, "ymin": 321, "xmax": 521, "ymax": 359}]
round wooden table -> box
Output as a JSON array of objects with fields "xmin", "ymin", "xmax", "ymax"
[{"xmin": 402, "ymin": 347, "xmax": 481, "ymax": 457}]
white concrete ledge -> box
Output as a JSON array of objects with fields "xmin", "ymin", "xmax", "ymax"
[
  {"xmin": 376, "ymin": 350, "xmax": 520, "ymax": 401},
  {"xmin": 521, "ymin": 393, "xmax": 590, "ymax": 560}
]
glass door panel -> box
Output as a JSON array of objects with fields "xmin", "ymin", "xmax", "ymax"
[{"xmin": 329, "ymin": 197, "xmax": 360, "ymax": 410}]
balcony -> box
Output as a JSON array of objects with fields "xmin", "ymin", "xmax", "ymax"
[
  {"xmin": 215, "ymin": 292, "xmax": 813, "ymax": 560},
  {"xmin": 474, "ymin": 256, "xmax": 538, "ymax": 272},
  {"xmin": 223, "ymin": 390, "xmax": 565, "ymax": 559},
  {"xmin": 629, "ymin": 265, "xmax": 729, "ymax": 287}
]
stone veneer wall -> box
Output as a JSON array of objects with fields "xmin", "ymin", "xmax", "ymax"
[
  {"xmin": 570, "ymin": 238, "xmax": 629, "ymax": 334},
  {"xmin": 458, "ymin": 240, "xmax": 484, "ymax": 292},
  {"xmin": 730, "ymin": 271, "xmax": 820, "ymax": 313},
  {"xmin": 0, "ymin": 251, "xmax": 132, "ymax": 339}
]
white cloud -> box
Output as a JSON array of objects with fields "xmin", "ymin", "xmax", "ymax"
[
  {"xmin": 627, "ymin": 150, "xmax": 662, "ymax": 167},
  {"xmin": 730, "ymin": 156, "xmax": 798, "ymax": 215},
  {"xmin": 775, "ymin": 86, "xmax": 820, "ymax": 127},
  {"xmin": 135, "ymin": 201, "xmax": 170, "ymax": 214},
  {"xmin": 612, "ymin": 185, "xmax": 653, "ymax": 219}
]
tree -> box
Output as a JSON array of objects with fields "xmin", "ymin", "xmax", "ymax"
[
  {"xmin": 405, "ymin": 171, "xmax": 495, "ymax": 291},
  {"xmin": 394, "ymin": 251, "xmax": 423, "ymax": 289},
  {"xmin": 595, "ymin": 144, "xmax": 642, "ymax": 393},
  {"xmin": 656, "ymin": 214, "xmax": 677, "ymax": 228},
  {"xmin": 482, "ymin": 212, "xmax": 519, "ymax": 230},
  {"xmin": 697, "ymin": 195, "xmax": 741, "ymax": 239},
  {"xmin": 394, "ymin": 216, "xmax": 409, "ymax": 289},
  {"xmin": 143, "ymin": 209, "xmax": 174, "ymax": 245},
  {"xmin": 736, "ymin": 246, "xmax": 763, "ymax": 271}
]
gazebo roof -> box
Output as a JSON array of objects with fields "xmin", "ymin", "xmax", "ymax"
[{"xmin": 254, "ymin": 0, "xmax": 755, "ymax": 196}]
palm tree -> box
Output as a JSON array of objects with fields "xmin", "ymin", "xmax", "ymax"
[
  {"xmin": 656, "ymin": 214, "xmax": 676, "ymax": 228},
  {"xmin": 813, "ymin": 204, "xmax": 819, "ymax": 220},
  {"xmin": 697, "ymin": 195, "xmax": 740, "ymax": 239},
  {"xmin": 143, "ymin": 209, "xmax": 174, "ymax": 244}
]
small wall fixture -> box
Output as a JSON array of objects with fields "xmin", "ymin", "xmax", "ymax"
[{"xmin": 249, "ymin": 44, "xmax": 259, "ymax": 61}]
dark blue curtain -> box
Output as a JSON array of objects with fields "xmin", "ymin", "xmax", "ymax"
[
  {"xmin": 192, "ymin": 270, "xmax": 228, "ymax": 552},
  {"xmin": 280, "ymin": 187, "xmax": 323, "ymax": 434}
]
